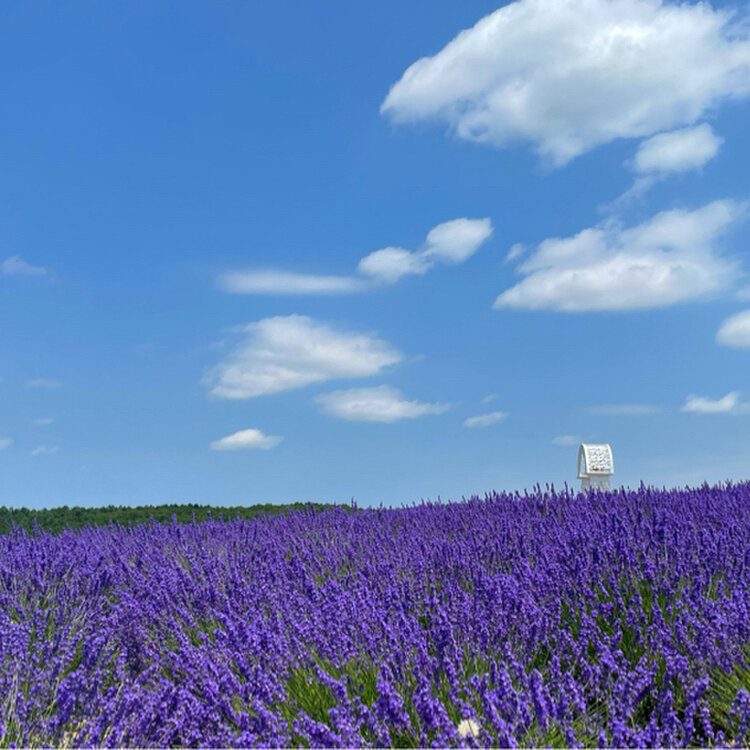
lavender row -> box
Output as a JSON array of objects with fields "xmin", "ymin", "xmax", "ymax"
[{"xmin": 1, "ymin": 482, "xmax": 750, "ymax": 747}]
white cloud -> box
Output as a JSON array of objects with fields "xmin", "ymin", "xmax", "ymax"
[
  {"xmin": 717, "ymin": 309, "xmax": 750, "ymax": 348},
  {"xmin": 587, "ymin": 404, "xmax": 659, "ymax": 415},
  {"xmin": 204, "ymin": 315, "xmax": 402, "ymax": 399},
  {"xmin": 31, "ymin": 445, "xmax": 58, "ymax": 456},
  {"xmin": 315, "ymin": 385, "xmax": 450, "ymax": 422},
  {"xmin": 223, "ymin": 218, "xmax": 492, "ymax": 293},
  {"xmin": 608, "ymin": 124, "xmax": 724, "ymax": 206},
  {"xmin": 481, "ymin": 393, "xmax": 498, "ymax": 403},
  {"xmin": 357, "ymin": 218, "xmax": 493, "ymax": 284},
  {"xmin": 553, "ymin": 435, "xmax": 581, "ymax": 446},
  {"xmin": 0, "ymin": 437, "xmax": 13, "ymax": 450},
  {"xmin": 217, "ymin": 270, "xmax": 364, "ymax": 295},
  {"xmin": 422, "ymin": 218, "xmax": 494, "ymax": 264},
  {"xmin": 357, "ymin": 247, "xmax": 429, "ymax": 284},
  {"xmin": 381, "ymin": 0, "xmax": 750, "ymax": 166},
  {"xmin": 2, "ymin": 256, "xmax": 49, "ymax": 277},
  {"xmin": 634, "ymin": 124, "xmax": 723, "ymax": 175},
  {"xmin": 210, "ymin": 428, "xmax": 282, "ymax": 451},
  {"xmin": 495, "ymin": 200, "xmax": 744, "ymax": 312},
  {"xmin": 33, "ymin": 418, "xmax": 54, "ymax": 426},
  {"xmin": 463, "ymin": 411, "xmax": 507, "ymax": 428},
  {"xmin": 505, "ymin": 244, "xmax": 527, "ymax": 263},
  {"xmin": 681, "ymin": 391, "xmax": 745, "ymax": 414},
  {"xmin": 25, "ymin": 379, "xmax": 62, "ymax": 389}
]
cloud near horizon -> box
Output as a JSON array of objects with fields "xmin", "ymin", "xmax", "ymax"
[
  {"xmin": 218, "ymin": 218, "xmax": 492, "ymax": 294},
  {"xmin": 552, "ymin": 435, "xmax": 581, "ymax": 446},
  {"xmin": 381, "ymin": 0, "xmax": 750, "ymax": 166},
  {"xmin": 495, "ymin": 200, "xmax": 745, "ymax": 312},
  {"xmin": 463, "ymin": 411, "xmax": 507, "ymax": 428},
  {"xmin": 204, "ymin": 315, "xmax": 403, "ymax": 399},
  {"xmin": 315, "ymin": 385, "xmax": 450, "ymax": 422}
]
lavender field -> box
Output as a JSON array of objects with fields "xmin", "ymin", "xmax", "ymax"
[{"xmin": 2, "ymin": 483, "xmax": 750, "ymax": 748}]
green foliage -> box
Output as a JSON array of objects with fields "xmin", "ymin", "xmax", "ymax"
[
  {"xmin": 0, "ymin": 501, "xmax": 343, "ymax": 536},
  {"xmin": 708, "ymin": 654, "xmax": 750, "ymax": 737}
]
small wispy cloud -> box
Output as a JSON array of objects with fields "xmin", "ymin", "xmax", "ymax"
[
  {"xmin": 31, "ymin": 445, "xmax": 58, "ymax": 456},
  {"xmin": 26, "ymin": 379, "xmax": 62, "ymax": 389},
  {"xmin": 315, "ymin": 385, "xmax": 450, "ymax": 423},
  {"xmin": 217, "ymin": 270, "xmax": 365, "ymax": 295},
  {"xmin": 608, "ymin": 124, "xmax": 724, "ymax": 209},
  {"xmin": 210, "ymin": 428, "xmax": 282, "ymax": 451},
  {"xmin": 33, "ymin": 418, "xmax": 54, "ymax": 426},
  {"xmin": 463, "ymin": 411, "xmax": 507, "ymax": 428},
  {"xmin": 587, "ymin": 404, "xmax": 659, "ymax": 416},
  {"xmin": 481, "ymin": 393, "xmax": 498, "ymax": 404},
  {"xmin": 505, "ymin": 244, "xmax": 526, "ymax": 263},
  {"xmin": 552, "ymin": 435, "xmax": 581, "ymax": 446},
  {"xmin": 2, "ymin": 256, "xmax": 49, "ymax": 277},
  {"xmin": 0, "ymin": 437, "xmax": 13, "ymax": 450}
]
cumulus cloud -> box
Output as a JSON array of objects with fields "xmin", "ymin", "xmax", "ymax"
[
  {"xmin": 634, "ymin": 124, "xmax": 723, "ymax": 175},
  {"xmin": 221, "ymin": 218, "xmax": 492, "ymax": 293},
  {"xmin": 553, "ymin": 435, "xmax": 581, "ymax": 446},
  {"xmin": 357, "ymin": 247, "xmax": 429, "ymax": 284},
  {"xmin": 495, "ymin": 200, "xmax": 744, "ymax": 312},
  {"xmin": 463, "ymin": 411, "xmax": 507, "ymax": 428},
  {"xmin": 587, "ymin": 404, "xmax": 659, "ymax": 415},
  {"xmin": 204, "ymin": 315, "xmax": 402, "ymax": 399},
  {"xmin": 25, "ymin": 379, "xmax": 62, "ymax": 389},
  {"xmin": 2, "ymin": 256, "xmax": 49, "ymax": 277},
  {"xmin": 381, "ymin": 0, "xmax": 750, "ymax": 166},
  {"xmin": 217, "ymin": 270, "xmax": 364, "ymax": 295},
  {"xmin": 315, "ymin": 385, "xmax": 450, "ymax": 422},
  {"xmin": 359, "ymin": 218, "xmax": 493, "ymax": 284},
  {"xmin": 717, "ymin": 309, "xmax": 750, "ymax": 348},
  {"xmin": 422, "ymin": 218, "xmax": 495, "ymax": 264},
  {"xmin": 681, "ymin": 391, "xmax": 745, "ymax": 414},
  {"xmin": 0, "ymin": 437, "xmax": 13, "ymax": 450},
  {"xmin": 610, "ymin": 124, "xmax": 724, "ymax": 206},
  {"xmin": 210, "ymin": 428, "xmax": 282, "ymax": 451}
]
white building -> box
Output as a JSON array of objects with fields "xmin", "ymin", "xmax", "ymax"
[{"xmin": 578, "ymin": 443, "xmax": 614, "ymax": 490}]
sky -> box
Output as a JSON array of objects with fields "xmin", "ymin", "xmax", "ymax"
[{"xmin": 2, "ymin": 0, "xmax": 750, "ymax": 509}]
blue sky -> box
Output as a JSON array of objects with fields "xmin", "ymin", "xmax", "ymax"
[{"xmin": 2, "ymin": 0, "xmax": 750, "ymax": 509}]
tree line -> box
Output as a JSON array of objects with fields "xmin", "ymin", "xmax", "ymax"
[{"xmin": 0, "ymin": 501, "xmax": 341, "ymax": 536}]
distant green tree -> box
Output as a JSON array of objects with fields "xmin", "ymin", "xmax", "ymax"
[{"xmin": 0, "ymin": 501, "xmax": 344, "ymax": 536}]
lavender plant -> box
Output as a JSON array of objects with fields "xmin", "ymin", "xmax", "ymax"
[{"xmin": 1, "ymin": 482, "xmax": 749, "ymax": 747}]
